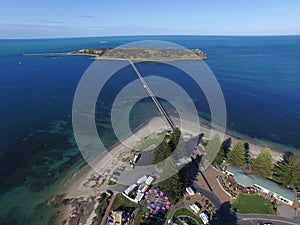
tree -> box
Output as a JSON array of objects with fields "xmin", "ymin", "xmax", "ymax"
[
  {"xmin": 152, "ymin": 138, "xmax": 171, "ymax": 165},
  {"xmin": 252, "ymin": 148, "xmax": 273, "ymax": 177},
  {"xmin": 244, "ymin": 142, "xmax": 251, "ymax": 165},
  {"xmin": 159, "ymin": 157, "xmax": 183, "ymax": 203},
  {"xmin": 273, "ymin": 153, "xmax": 300, "ymax": 189},
  {"xmin": 152, "ymin": 127, "xmax": 182, "ymax": 165},
  {"xmin": 202, "ymin": 134, "xmax": 222, "ymax": 166},
  {"xmin": 227, "ymin": 141, "xmax": 247, "ymax": 167},
  {"xmin": 222, "ymin": 138, "xmax": 232, "ymax": 159},
  {"xmin": 273, "ymin": 159, "xmax": 291, "ymax": 185},
  {"xmin": 213, "ymin": 147, "xmax": 225, "ymax": 166}
]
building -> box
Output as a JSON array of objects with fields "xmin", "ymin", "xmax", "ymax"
[
  {"xmin": 123, "ymin": 184, "xmax": 137, "ymax": 196},
  {"xmin": 186, "ymin": 187, "xmax": 195, "ymax": 195},
  {"xmin": 226, "ymin": 166, "xmax": 295, "ymax": 205},
  {"xmin": 145, "ymin": 176, "xmax": 154, "ymax": 185},
  {"xmin": 138, "ymin": 183, "xmax": 149, "ymax": 193},
  {"xmin": 189, "ymin": 203, "xmax": 200, "ymax": 213},
  {"xmin": 107, "ymin": 210, "xmax": 130, "ymax": 225},
  {"xmin": 123, "ymin": 176, "xmax": 153, "ymax": 203},
  {"xmin": 137, "ymin": 175, "xmax": 147, "ymax": 184}
]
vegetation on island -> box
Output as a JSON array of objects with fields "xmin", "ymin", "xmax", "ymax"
[
  {"xmin": 25, "ymin": 47, "xmax": 207, "ymax": 61},
  {"xmin": 76, "ymin": 47, "xmax": 207, "ymax": 61}
]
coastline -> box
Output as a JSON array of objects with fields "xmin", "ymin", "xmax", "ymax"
[
  {"xmin": 23, "ymin": 47, "xmax": 207, "ymax": 61},
  {"xmin": 55, "ymin": 117, "xmax": 168, "ymax": 224},
  {"xmin": 54, "ymin": 116, "xmax": 290, "ymax": 224}
]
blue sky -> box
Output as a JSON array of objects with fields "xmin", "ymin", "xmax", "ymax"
[{"xmin": 0, "ymin": 0, "xmax": 299, "ymax": 38}]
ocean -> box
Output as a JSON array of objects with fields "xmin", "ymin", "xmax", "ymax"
[{"xmin": 0, "ymin": 35, "xmax": 300, "ymax": 224}]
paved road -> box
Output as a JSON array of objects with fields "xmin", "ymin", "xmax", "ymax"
[
  {"xmin": 237, "ymin": 214, "xmax": 300, "ymax": 225},
  {"xmin": 129, "ymin": 60, "xmax": 176, "ymax": 130},
  {"xmin": 164, "ymin": 201, "xmax": 185, "ymax": 225}
]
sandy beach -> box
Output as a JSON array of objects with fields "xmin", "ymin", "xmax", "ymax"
[{"xmin": 54, "ymin": 116, "xmax": 286, "ymax": 224}]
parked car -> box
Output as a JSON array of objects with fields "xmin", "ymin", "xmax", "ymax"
[
  {"xmin": 106, "ymin": 190, "xmax": 113, "ymax": 196},
  {"xmin": 257, "ymin": 222, "xmax": 274, "ymax": 225}
]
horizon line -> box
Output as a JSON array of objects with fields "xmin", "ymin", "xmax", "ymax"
[{"xmin": 1, "ymin": 33, "xmax": 300, "ymax": 40}]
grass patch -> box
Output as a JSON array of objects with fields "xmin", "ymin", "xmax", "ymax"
[
  {"xmin": 134, "ymin": 203, "xmax": 148, "ymax": 225},
  {"xmin": 137, "ymin": 133, "xmax": 165, "ymax": 152},
  {"xmin": 231, "ymin": 193, "xmax": 276, "ymax": 214},
  {"xmin": 173, "ymin": 208, "xmax": 204, "ymax": 225},
  {"xmin": 112, "ymin": 193, "xmax": 138, "ymax": 210},
  {"xmin": 108, "ymin": 180, "xmax": 117, "ymax": 185}
]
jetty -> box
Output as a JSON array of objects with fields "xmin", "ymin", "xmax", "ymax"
[{"xmin": 129, "ymin": 60, "xmax": 176, "ymax": 130}]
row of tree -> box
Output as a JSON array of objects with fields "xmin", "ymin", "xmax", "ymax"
[
  {"xmin": 211, "ymin": 135, "xmax": 300, "ymax": 189},
  {"xmin": 152, "ymin": 127, "xmax": 185, "ymax": 203}
]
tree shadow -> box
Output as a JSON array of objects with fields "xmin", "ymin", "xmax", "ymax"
[{"xmin": 210, "ymin": 201, "xmax": 238, "ymax": 225}]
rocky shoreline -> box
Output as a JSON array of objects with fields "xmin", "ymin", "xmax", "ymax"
[{"xmin": 24, "ymin": 47, "xmax": 207, "ymax": 61}]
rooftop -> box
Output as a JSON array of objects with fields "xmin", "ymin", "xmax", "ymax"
[{"xmin": 226, "ymin": 166, "xmax": 294, "ymax": 201}]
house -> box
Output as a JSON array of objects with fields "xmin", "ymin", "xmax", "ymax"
[{"xmin": 226, "ymin": 166, "xmax": 295, "ymax": 205}]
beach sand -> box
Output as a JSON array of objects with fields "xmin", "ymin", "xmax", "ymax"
[{"xmin": 55, "ymin": 116, "xmax": 285, "ymax": 224}]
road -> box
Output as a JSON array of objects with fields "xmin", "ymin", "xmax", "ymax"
[
  {"xmin": 238, "ymin": 214, "xmax": 300, "ymax": 225},
  {"xmin": 129, "ymin": 60, "xmax": 176, "ymax": 130}
]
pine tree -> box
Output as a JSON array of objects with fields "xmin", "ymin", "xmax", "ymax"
[
  {"xmin": 273, "ymin": 160, "xmax": 291, "ymax": 185},
  {"xmin": 159, "ymin": 157, "xmax": 183, "ymax": 203},
  {"xmin": 273, "ymin": 153, "xmax": 300, "ymax": 189},
  {"xmin": 204, "ymin": 134, "xmax": 222, "ymax": 165},
  {"xmin": 227, "ymin": 141, "xmax": 247, "ymax": 167},
  {"xmin": 288, "ymin": 153, "xmax": 300, "ymax": 189},
  {"xmin": 252, "ymin": 148, "xmax": 273, "ymax": 177}
]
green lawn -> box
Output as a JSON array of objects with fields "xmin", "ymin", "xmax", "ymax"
[
  {"xmin": 133, "ymin": 203, "xmax": 148, "ymax": 225},
  {"xmin": 231, "ymin": 193, "xmax": 276, "ymax": 214},
  {"xmin": 112, "ymin": 193, "xmax": 138, "ymax": 210},
  {"xmin": 137, "ymin": 133, "xmax": 164, "ymax": 152},
  {"xmin": 134, "ymin": 202, "xmax": 171, "ymax": 225},
  {"xmin": 108, "ymin": 180, "xmax": 117, "ymax": 185},
  {"xmin": 173, "ymin": 208, "xmax": 204, "ymax": 225}
]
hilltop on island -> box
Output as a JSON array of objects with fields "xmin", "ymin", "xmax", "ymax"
[{"xmin": 24, "ymin": 47, "xmax": 207, "ymax": 61}]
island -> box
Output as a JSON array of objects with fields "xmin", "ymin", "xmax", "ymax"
[{"xmin": 24, "ymin": 47, "xmax": 207, "ymax": 61}]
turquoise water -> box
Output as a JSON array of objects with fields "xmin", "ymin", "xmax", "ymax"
[{"xmin": 0, "ymin": 35, "xmax": 300, "ymax": 224}]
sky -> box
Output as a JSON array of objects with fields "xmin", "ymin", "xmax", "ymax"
[{"xmin": 0, "ymin": 0, "xmax": 300, "ymax": 38}]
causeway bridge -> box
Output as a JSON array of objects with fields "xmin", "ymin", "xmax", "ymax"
[{"xmin": 129, "ymin": 60, "xmax": 176, "ymax": 130}]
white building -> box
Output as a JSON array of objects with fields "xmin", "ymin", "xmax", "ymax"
[
  {"xmin": 186, "ymin": 187, "xmax": 195, "ymax": 195},
  {"xmin": 145, "ymin": 176, "xmax": 154, "ymax": 185}
]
